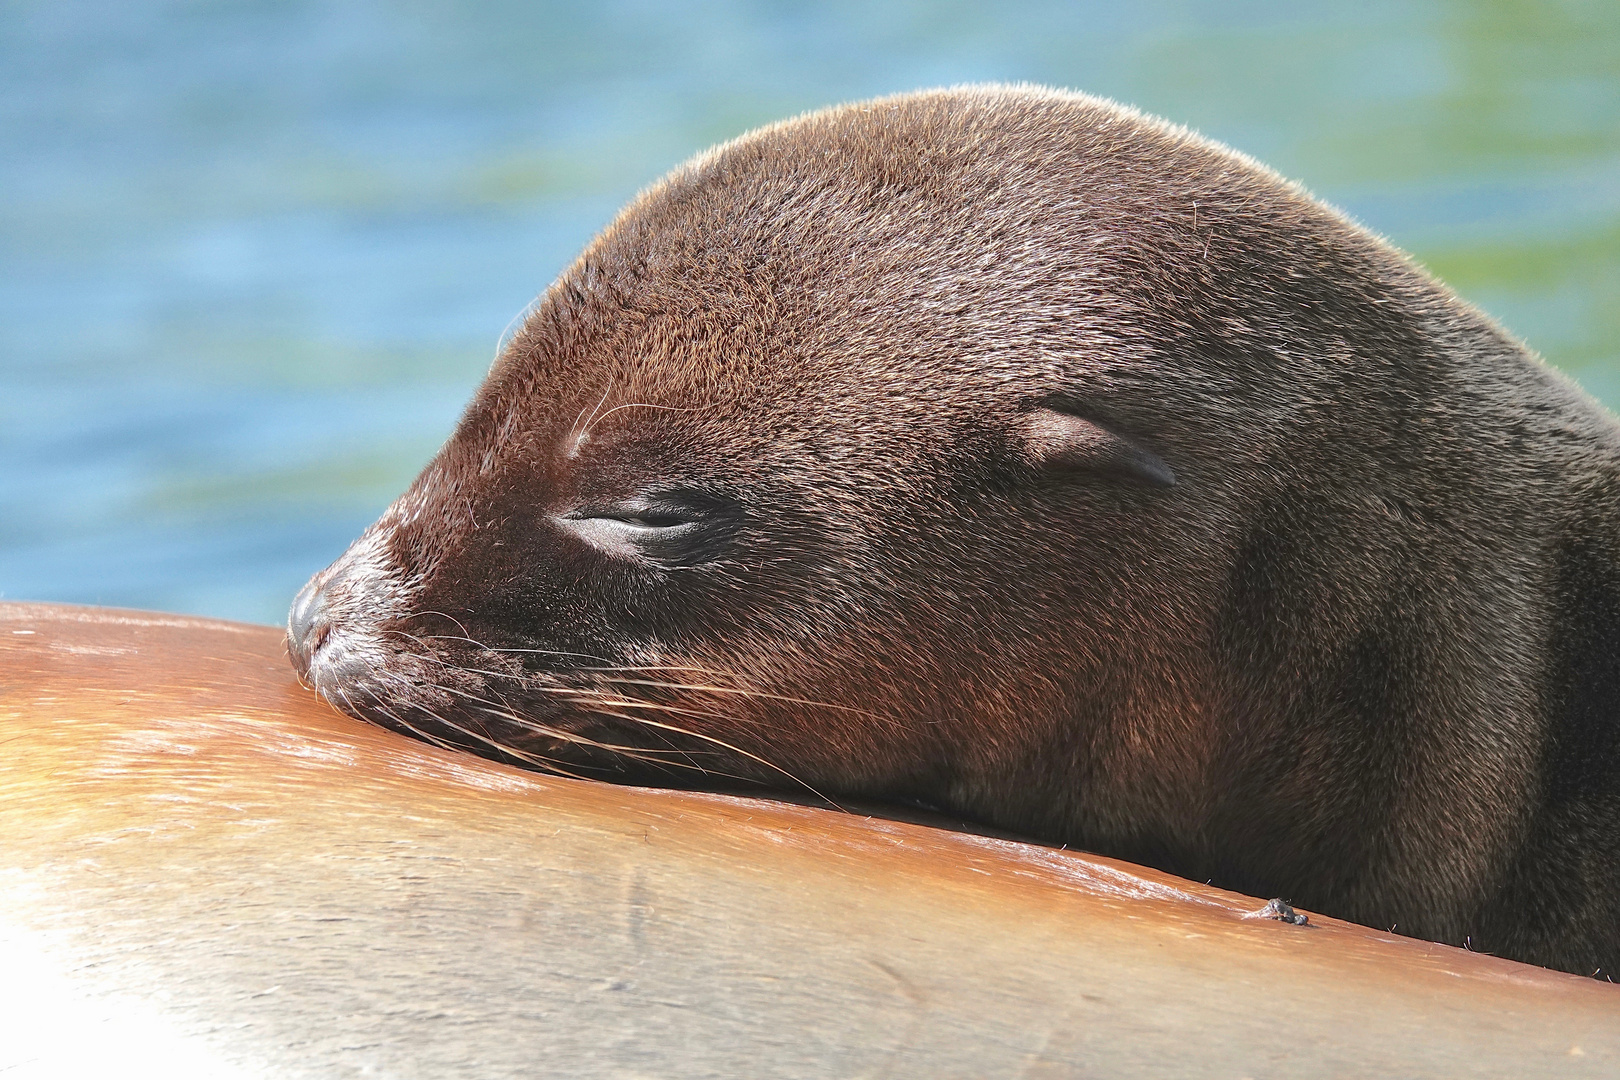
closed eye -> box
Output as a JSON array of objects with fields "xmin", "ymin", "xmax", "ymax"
[
  {"xmin": 592, "ymin": 508, "xmax": 697, "ymax": 530},
  {"xmin": 555, "ymin": 490, "xmax": 742, "ymax": 567}
]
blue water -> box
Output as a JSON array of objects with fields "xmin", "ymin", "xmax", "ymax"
[{"xmin": 2, "ymin": 0, "xmax": 1617, "ymax": 624}]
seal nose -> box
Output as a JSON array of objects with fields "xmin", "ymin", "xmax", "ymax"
[
  {"xmin": 287, "ymin": 576, "xmax": 329, "ymax": 679},
  {"xmin": 286, "ymin": 561, "xmax": 377, "ymax": 704}
]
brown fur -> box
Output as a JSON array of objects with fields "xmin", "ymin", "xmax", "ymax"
[{"xmin": 288, "ymin": 85, "xmax": 1620, "ymax": 977}]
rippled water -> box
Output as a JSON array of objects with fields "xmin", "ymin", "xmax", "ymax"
[{"xmin": 2, "ymin": 0, "xmax": 1616, "ymax": 624}]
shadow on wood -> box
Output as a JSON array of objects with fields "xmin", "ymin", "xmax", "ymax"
[{"xmin": 1, "ymin": 601, "xmax": 1614, "ymax": 1077}]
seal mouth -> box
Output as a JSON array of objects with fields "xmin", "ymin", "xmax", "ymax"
[
  {"xmin": 335, "ymin": 673, "xmax": 774, "ymax": 788},
  {"xmin": 284, "ymin": 565, "xmax": 761, "ymax": 784},
  {"xmin": 291, "ymin": 596, "xmax": 834, "ymax": 793}
]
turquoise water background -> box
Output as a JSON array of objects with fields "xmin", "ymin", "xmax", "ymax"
[{"xmin": 2, "ymin": 1, "xmax": 1617, "ymax": 625}]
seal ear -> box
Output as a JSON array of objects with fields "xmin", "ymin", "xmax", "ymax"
[{"xmin": 1017, "ymin": 406, "xmax": 1176, "ymax": 487}]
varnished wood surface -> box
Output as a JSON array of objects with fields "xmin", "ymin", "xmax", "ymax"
[{"xmin": 1, "ymin": 601, "xmax": 1615, "ymax": 1078}]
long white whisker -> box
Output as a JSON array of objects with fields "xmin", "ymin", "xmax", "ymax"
[
  {"xmin": 583, "ymin": 708, "xmax": 775, "ymax": 786},
  {"xmin": 390, "ymin": 685, "xmax": 602, "ymax": 781},
  {"xmin": 342, "ymin": 685, "xmax": 455, "ymax": 755},
  {"xmin": 589, "ymin": 401, "xmax": 703, "ymax": 428},
  {"xmin": 574, "ymin": 380, "xmax": 614, "ymax": 444},
  {"xmin": 432, "ymin": 683, "xmax": 719, "ymax": 775},
  {"xmin": 595, "ymin": 676, "xmax": 909, "ymax": 730},
  {"xmin": 399, "ymin": 609, "xmax": 477, "ymax": 642},
  {"xmin": 580, "ymin": 705, "xmax": 838, "ymax": 806},
  {"xmin": 494, "ymin": 298, "xmax": 538, "ymax": 359}
]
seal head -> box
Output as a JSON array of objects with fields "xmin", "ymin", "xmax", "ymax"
[{"xmin": 289, "ymin": 86, "xmax": 1620, "ymax": 977}]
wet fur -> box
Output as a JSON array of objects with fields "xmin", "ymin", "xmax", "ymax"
[{"xmin": 291, "ymin": 86, "xmax": 1620, "ymax": 977}]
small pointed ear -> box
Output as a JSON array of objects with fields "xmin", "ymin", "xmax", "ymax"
[{"xmin": 1016, "ymin": 406, "xmax": 1176, "ymax": 487}]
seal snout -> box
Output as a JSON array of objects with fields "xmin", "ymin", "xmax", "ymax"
[
  {"xmin": 286, "ymin": 547, "xmax": 399, "ymax": 705},
  {"xmin": 287, "ymin": 576, "xmax": 329, "ymax": 679}
]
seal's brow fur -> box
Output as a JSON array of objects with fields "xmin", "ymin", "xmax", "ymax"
[{"xmin": 295, "ymin": 85, "xmax": 1620, "ymax": 979}]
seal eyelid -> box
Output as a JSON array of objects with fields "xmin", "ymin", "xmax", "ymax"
[
  {"xmin": 588, "ymin": 508, "xmax": 698, "ymax": 530},
  {"xmin": 571, "ymin": 489, "xmax": 740, "ymax": 530},
  {"xmin": 555, "ymin": 489, "xmax": 744, "ymax": 568}
]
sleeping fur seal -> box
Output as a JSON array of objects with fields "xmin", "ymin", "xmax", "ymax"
[{"xmin": 287, "ymin": 85, "xmax": 1620, "ymax": 978}]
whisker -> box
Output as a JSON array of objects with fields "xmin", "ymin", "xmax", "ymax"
[
  {"xmin": 433, "ymin": 682, "xmax": 715, "ymax": 776},
  {"xmin": 579, "ymin": 704, "xmax": 839, "ymax": 806},
  {"xmin": 437, "ymin": 683, "xmax": 637, "ymax": 752},
  {"xmin": 362, "ymin": 638, "xmax": 846, "ymax": 805},
  {"xmin": 340, "ymin": 685, "xmax": 456, "ymax": 756},
  {"xmin": 399, "ymin": 609, "xmax": 478, "ymax": 643},
  {"xmin": 569, "ymin": 694, "xmax": 780, "ymax": 734},
  {"xmin": 584, "ymin": 708, "xmax": 774, "ymax": 786},
  {"xmin": 394, "ymin": 688, "xmax": 602, "ymax": 782},
  {"xmin": 573, "ymin": 381, "xmax": 614, "ymax": 444},
  {"xmin": 382, "ymin": 629, "xmax": 617, "ymax": 672},
  {"xmin": 494, "ymin": 297, "xmax": 538, "ymax": 359},
  {"xmin": 490, "ymin": 657, "xmax": 736, "ymax": 676},
  {"xmin": 470, "ymin": 702, "xmax": 707, "ymax": 777},
  {"xmin": 595, "ymin": 676, "xmax": 909, "ymax": 731},
  {"xmin": 479, "ymin": 643, "xmax": 623, "ymax": 662},
  {"xmin": 404, "ymin": 649, "xmax": 604, "ymax": 691},
  {"xmin": 590, "ymin": 401, "xmax": 703, "ymax": 429},
  {"xmin": 359, "ymin": 670, "xmax": 574, "ymax": 776},
  {"xmin": 436, "ymin": 674, "xmax": 781, "ymax": 778},
  {"xmin": 425, "ymin": 650, "xmax": 901, "ymax": 732}
]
